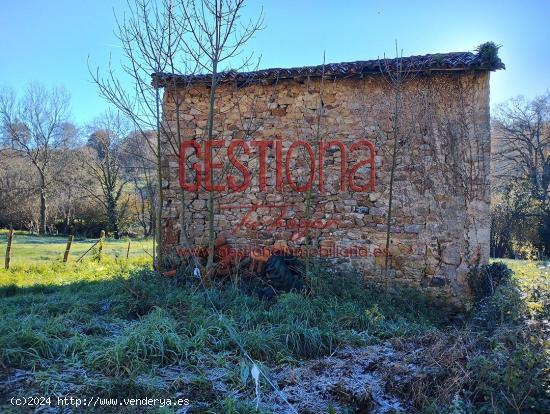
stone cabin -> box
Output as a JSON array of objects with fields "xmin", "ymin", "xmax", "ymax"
[{"xmin": 153, "ymin": 47, "xmax": 504, "ymax": 303}]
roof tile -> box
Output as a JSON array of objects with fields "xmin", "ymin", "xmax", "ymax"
[{"xmin": 152, "ymin": 50, "xmax": 504, "ymax": 88}]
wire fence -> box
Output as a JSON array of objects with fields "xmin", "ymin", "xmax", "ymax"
[{"xmin": 0, "ymin": 230, "xmax": 153, "ymax": 268}]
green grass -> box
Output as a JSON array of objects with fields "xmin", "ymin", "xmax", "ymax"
[
  {"xmin": 0, "ymin": 233, "xmax": 153, "ymax": 288},
  {"xmin": 498, "ymin": 258, "xmax": 550, "ymax": 288},
  {"xmin": 0, "ymin": 263, "xmax": 446, "ymax": 412},
  {"xmin": 0, "ymin": 257, "xmax": 152, "ymax": 288},
  {"xmin": 493, "ymin": 258, "xmax": 550, "ymax": 318},
  {"xmin": 0, "ymin": 255, "xmax": 548, "ymax": 413},
  {"xmin": 0, "ymin": 232, "xmax": 153, "ymax": 265}
]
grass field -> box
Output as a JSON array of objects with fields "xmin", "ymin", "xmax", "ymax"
[
  {"xmin": 0, "ymin": 233, "xmax": 153, "ymax": 287},
  {"xmin": 0, "ymin": 231, "xmax": 153, "ymax": 265},
  {"xmin": 0, "ymin": 236, "xmax": 548, "ymax": 413}
]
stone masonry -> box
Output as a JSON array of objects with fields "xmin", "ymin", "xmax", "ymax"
[{"xmin": 154, "ymin": 51, "xmax": 504, "ymax": 304}]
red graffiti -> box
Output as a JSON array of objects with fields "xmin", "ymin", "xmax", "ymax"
[{"xmin": 179, "ymin": 138, "xmax": 375, "ymax": 193}]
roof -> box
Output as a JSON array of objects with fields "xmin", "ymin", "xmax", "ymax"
[{"xmin": 152, "ymin": 50, "xmax": 505, "ymax": 88}]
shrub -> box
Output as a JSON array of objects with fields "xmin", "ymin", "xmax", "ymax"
[
  {"xmin": 472, "ymin": 283, "xmax": 526, "ymax": 331},
  {"xmin": 466, "ymin": 335, "xmax": 549, "ymax": 413},
  {"xmin": 468, "ymin": 262, "xmax": 512, "ymax": 302},
  {"xmin": 465, "ymin": 262, "xmax": 549, "ymax": 413},
  {"xmin": 159, "ymin": 251, "xmax": 182, "ymax": 270}
]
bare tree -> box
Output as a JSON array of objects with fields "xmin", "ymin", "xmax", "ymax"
[
  {"xmin": 0, "ymin": 84, "xmax": 75, "ymax": 234},
  {"xmin": 490, "ymin": 92, "xmax": 550, "ymax": 255},
  {"xmin": 81, "ymin": 111, "xmax": 130, "ymax": 238},
  {"xmin": 50, "ymin": 145, "xmax": 91, "ymax": 235},
  {"xmin": 0, "ymin": 148, "xmax": 39, "ymax": 230},
  {"xmin": 178, "ymin": 0, "xmax": 263, "ymax": 271},
  {"xmin": 377, "ymin": 44, "xmax": 420, "ymax": 290},
  {"xmin": 120, "ymin": 130, "xmax": 158, "ymax": 237},
  {"xmin": 89, "ymin": 0, "xmax": 186, "ymax": 264},
  {"xmin": 492, "ymin": 92, "xmax": 550, "ymax": 203}
]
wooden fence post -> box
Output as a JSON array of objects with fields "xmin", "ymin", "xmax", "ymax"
[
  {"xmin": 4, "ymin": 228, "xmax": 13, "ymax": 270},
  {"xmin": 63, "ymin": 235, "xmax": 74, "ymax": 263},
  {"xmin": 126, "ymin": 239, "xmax": 131, "ymax": 259},
  {"xmin": 98, "ymin": 230, "xmax": 105, "ymax": 261}
]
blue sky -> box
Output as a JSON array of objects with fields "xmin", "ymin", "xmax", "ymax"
[{"xmin": 1, "ymin": 0, "xmax": 548, "ymax": 125}]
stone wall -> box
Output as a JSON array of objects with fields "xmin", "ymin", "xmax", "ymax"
[{"xmin": 160, "ymin": 70, "xmax": 492, "ymax": 304}]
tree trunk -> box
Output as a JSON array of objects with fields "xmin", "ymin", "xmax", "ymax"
[
  {"xmin": 206, "ymin": 62, "xmax": 218, "ymax": 272},
  {"xmin": 155, "ymin": 87, "xmax": 164, "ymax": 267},
  {"xmin": 106, "ymin": 196, "xmax": 120, "ymax": 239},
  {"xmin": 149, "ymin": 197, "xmax": 155, "ymax": 238},
  {"xmin": 39, "ymin": 172, "xmax": 47, "ymax": 235},
  {"xmin": 384, "ymin": 79, "xmax": 402, "ymax": 292}
]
